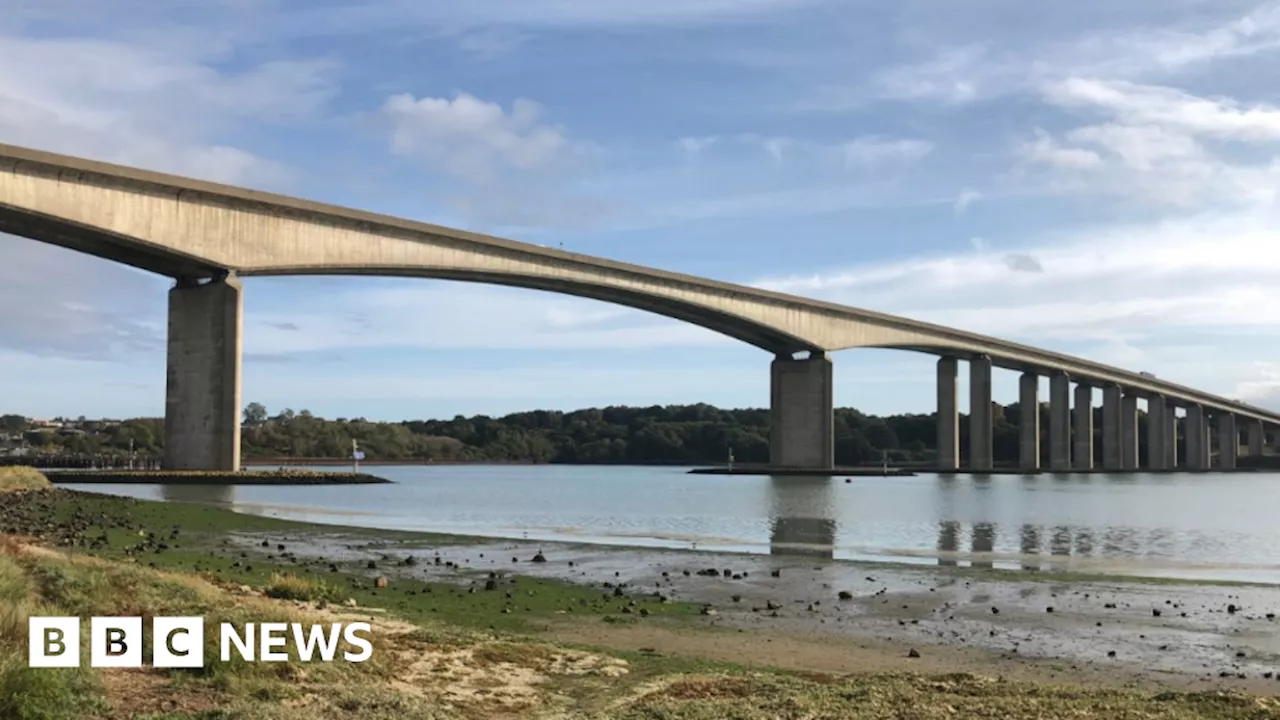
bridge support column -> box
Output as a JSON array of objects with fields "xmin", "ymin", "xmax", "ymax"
[
  {"xmin": 1218, "ymin": 414, "xmax": 1238, "ymax": 470},
  {"xmin": 936, "ymin": 358, "xmax": 959, "ymax": 471},
  {"xmin": 1049, "ymin": 372, "xmax": 1071, "ymax": 472},
  {"xmin": 969, "ymin": 355, "xmax": 993, "ymax": 472},
  {"xmin": 1019, "ymin": 372, "xmax": 1040, "ymax": 472},
  {"xmin": 1185, "ymin": 405, "xmax": 1207, "ymax": 471},
  {"xmin": 1120, "ymin": 393, "xmax": 1138, "ymax": 470},
  {"xmin": 1146, "ymin": 396, "xmax": 1166, "ymax": 471},
  {"xmin": 769, "ymin": 353, "xmax": 834, "ymax": 469},
  {"xmin": 1073, "ymin": 383, "xmax": 1093, "ymax": 470},
  {"xmin": 1167, "ymin": 409, "xmax": 1179, "ymax": 468},
  {"xmin": 163, "ymin": 275, "xmax": 243, "ymax": 471},
  {"xmin": 1100, "ymin": 385, "xmax": 1122, "ymax": 470},
  {"xmin": 1247, "ymin": 419, "xmax": 1264, "ymax": 457}
]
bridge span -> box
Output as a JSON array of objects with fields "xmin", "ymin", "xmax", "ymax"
[{"xmin": 1, "ymin": 143, "xmax": 1275, "ymax": 472}]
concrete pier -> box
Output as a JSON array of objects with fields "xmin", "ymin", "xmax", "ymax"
[
  {"xmin": 937, "ymin": 358, "xmax": 959, "ymax": 471},
  {"xmin": 1146, "ymin": 395, "xmax": 1166, "ymax": 470},
  {"xmin": 1218, "ymin": 413, "xmax": 1238, "ymax": 469},
  {"xmin": 1185, "ymin": 405, "xmax": 1207, "ymax": 470},
  {"xmin": 1167, "ymin": 411, "xmax": 1179, "ymax": 468},
  {"xmin": 969, "ymin": 355, "xmax": 993, "ymax": 472},
  {"xmin": 1019, "ymin": 372, "xmax": 1040, "ymax": 472},
  {"xmin": 769, "ymin": 353, "xmax": 834, "ymax": 469},
  {"xmin": 1049, "ymin": 372, "xmax": 1071, "ymax": 472},
  {"xmin": 163, "ymin": 275, "xmax": 243, "ymax": 471},
  {"xmin": 1073, "ymin": 384, "xmax": 1093, "ymax": 470},
  {"xmin": 1120, "ymin": 393, "xmax": 1139, "ymax": 470},
  {"xmin": 1248, "ymin": 419, "xmax": 1264, "ymax": 457},
  {"xmin": 1101, "ymin": 385, "xmax": 1122, "ymax": 470}
]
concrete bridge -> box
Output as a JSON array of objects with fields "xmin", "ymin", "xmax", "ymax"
[{"xmin": 1, "ymin": 143, "xmax": 1276, "ymax": 473}]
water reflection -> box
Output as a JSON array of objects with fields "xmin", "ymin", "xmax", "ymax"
[
  {"xmin": 767, "ymin": 476, "xmax": 837, "ymax": 558},
  {"xmin": 161, "ymin": 485, "xmax": 236, "ymax": 506},
  {"xmin": 971, "ymin": 522, "xmax": 995, "ymax": 569}
]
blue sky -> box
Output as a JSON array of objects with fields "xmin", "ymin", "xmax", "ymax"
[{"xmin": 3, "ymin": 0, "xmax": 1280, "ymax": 421}]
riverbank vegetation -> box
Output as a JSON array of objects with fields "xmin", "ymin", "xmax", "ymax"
[
  {"xmin": 4, "ymin": 401, "xmax": 1182, "ymax": 467},
  {"xmin": 3, "ymin": 478, "xmax": 1279, "ymax": 718}
]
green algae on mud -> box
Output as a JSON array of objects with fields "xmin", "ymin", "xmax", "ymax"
[
  {"xmin": 43, "ymin": 468, "xmax": 391, "ymax": 485},
  {"xmin": 0, "ymin": 488, "xmax": 701, "ymax": 633}
]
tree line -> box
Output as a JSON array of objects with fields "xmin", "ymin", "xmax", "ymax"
[{"xmin": 3, "ymin": 401, "xmax": 1177, "ymax": 467}]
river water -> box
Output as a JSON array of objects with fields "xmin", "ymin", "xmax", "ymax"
[{"xmin": 59, "ymin": 465, "xmax": 1280, "ymax": 584}]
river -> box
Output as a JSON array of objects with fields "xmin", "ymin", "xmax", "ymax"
[{"xmin": 58, "ymin": 465, "xmax": 1280, "ymax": 584}]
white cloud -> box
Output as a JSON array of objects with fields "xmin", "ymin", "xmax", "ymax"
[
  {"xmin": 1044, "ymin": 78, "xmax": 1280, "ymax": 141},
  {"xmin": 382, "ymin": 92, "xmax": 615, "ymax": 230},
  {"xmin": 865, "ymin": 3, "xmax": 1280, "ymax": 106},
  {"xmin": 1019, "ymin": 80, "xmax": 1280, "ymax": 207},
  {"xmin": 675, "ymin": 133, "xmax": 932, "ymax": 169},
  {"xmin": 953, "ymin": 188, "xmax": 981, "ymax": 213},
  {"xmin": 384, "ymin": 93, "xmax": 570, "ymax": 184},
  {"xmin": 0, "ymin": 36, "xmax": 335, "ymax": 185}
]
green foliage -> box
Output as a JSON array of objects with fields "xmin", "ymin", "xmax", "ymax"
[{"xmin": 6, "ymin": 401, "xmax": 1132, "ymax": 467}]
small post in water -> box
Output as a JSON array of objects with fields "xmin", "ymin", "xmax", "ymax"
[
  {"xmin": 727, "ymin": 447, "xmax": 734, "ymax": 474},
  {"xmin": 352, "ymin": 439, "xmax": 365, "ymax": 473}
]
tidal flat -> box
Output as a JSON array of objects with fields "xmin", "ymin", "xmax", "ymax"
[{"xmin": 3, "ymin": 480, "xmax": 1280, "ymax": 718}]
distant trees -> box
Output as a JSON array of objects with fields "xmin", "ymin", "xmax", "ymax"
[{"xmin": 3, "ymin": 400, "xmax": 1165, "ymax": 467}]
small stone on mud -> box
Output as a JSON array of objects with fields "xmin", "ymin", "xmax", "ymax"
[{"xmin": 907, "ymin": 648, "xmax": 920, "ymax": 658}]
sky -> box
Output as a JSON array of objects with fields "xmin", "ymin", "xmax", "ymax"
[{"xmin": 3, "ymin": 0, "xmax": 1280, "ymax": 421}]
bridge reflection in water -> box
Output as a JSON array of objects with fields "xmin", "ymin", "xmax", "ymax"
[
  {"xmin": 767, "ymin": 477, "xmax": 837, "ymax": 558},
  {"xmin": 762, "ymin": 476, "xmax": 1155, "ymax": 570},
  {"xmin": 161, "ymin": 484, "xmax": 236, "ymax": 506}
]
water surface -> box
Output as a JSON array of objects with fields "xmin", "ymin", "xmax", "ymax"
[{"xmin": 60, "ymin": 465, "xmax": 1280, "ymax": 583}]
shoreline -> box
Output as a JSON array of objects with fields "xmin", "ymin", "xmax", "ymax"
[
  {"xmin": 7, "ymin": 485, "xmax": 1280, "ymax": 703},
  {"xmin": 42, "ymin": 469, "xmax": 392, "ymax": 485}
]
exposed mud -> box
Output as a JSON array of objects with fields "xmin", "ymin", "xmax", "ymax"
[{"xmin": 231, "ymin": 530, "xmax": 1280, "ymax": 693}]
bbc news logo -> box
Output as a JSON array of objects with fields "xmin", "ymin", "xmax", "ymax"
[{"xmin": 29, "ymin": 617, "xmax": 373, "ymax": 668}]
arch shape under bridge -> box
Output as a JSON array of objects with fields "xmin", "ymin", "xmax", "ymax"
[{"xmin": 1, "ymin": 143, "xmax": 1277, "ymax": 473}]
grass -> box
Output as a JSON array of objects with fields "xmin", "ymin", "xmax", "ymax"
[{"xmin": 0, "ymin": 466, "xmax": 52, "ymax": 492}]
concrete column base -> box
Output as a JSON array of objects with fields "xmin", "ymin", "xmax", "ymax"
[
  {"xmin": 1073, "ymin": 383, "xmax": 1093, "ymax": 470},
  {"xmin": 769, "ymin": 353, "xmax": 834, "ymax": 469},
  {"xmin": 1185, "ymin": 405, "xmax": 1207, "ymax": 470},
  {"xmin": 1247, "ymin": 419, "xmax": 1264, "ymax": 457},
  {"xmin": 1218, "ymin": 414, "xmax": 1238, "ymax": 470},
  {"xmin": 1018, "ymin": 372, "xmax": 1040, "ymax": 472},
  {"xmin": 164, "ymin": 275, "xmax": 243, "ymax": 471},
  {"xmin": 936, "ymin": 358, "xmax": 959, "ymax": 471},
  {"xmin": 969, "ymin": 355, "xmax": 993, "ymax": 472},
  {"xmin": 1100, "ymin": 385, "xmax": 1121, "ymax": 470},
  {"xmin": 1120, "ymin": 394, "xmax": 1138, "ymax": 470},
  {"xmin": 1146, "ymin": 395, "xmax": 1166, "ymax": 471},
  {"xmin": 1048, "ymin": 372, "xmax": 1071, "ymax": 472}
]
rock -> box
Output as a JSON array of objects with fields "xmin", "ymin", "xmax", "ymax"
[
  {"xmin": 532, "ymin": 552, "xmax": 547, "ymax": 563},
  {"xmin": 700, "ymin": 606, "xmax": 717, "ymax": 616},
  {"xmin": 770, "ymin": 569, "xmax": 781, "ymax": 578},
  {"xmin": 1228, "ymin": 604, "xmax": 1238, "ymax": 614},
  {"xmin": 1152, "ymin": 609, "xmax": 1162, "ymax": 617},
  {"xmin": 991, "ymin": 607, "xmax": 1000, "ymax": 615},
  {"xmin": 732, "ymin": 595, "xmax": 742, "ymax": 603},
  {"xmin": 907, "ymin": 648, "xmax": 920, "ymax": 658},
  {"xmin": 345, "ymin": 598, "xmax": 357, "ymax": 608},
  {"xmin": 1107, "ymin": 650, "xmax": 1116, "ymax": 658},
  {"xmin": 366, "ymin": 560, "xmax": 377, "ymax": 569},
  {"xmin": 375, "ymin": 576, "xmax": 388, "ymax": 589},
  {"xmin": 484, "ymin": 579, "xmax": 498, "ymax": 591},
  {"xmin": 838, "ymin": 591, "xmax": 853, "ymax": 601},
  {"xmin": 1046, "ymin": 607, "xmax": 1054, "ymax": 613}
]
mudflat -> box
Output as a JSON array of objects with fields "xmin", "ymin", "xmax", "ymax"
[{"xmin": 4, "ymin": 481, "xmax": 1280, "ymax": 719}]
